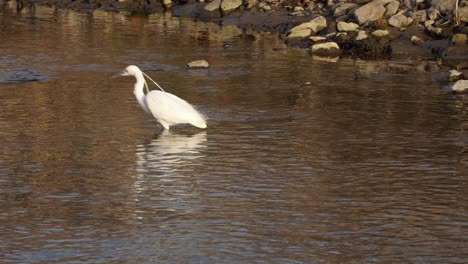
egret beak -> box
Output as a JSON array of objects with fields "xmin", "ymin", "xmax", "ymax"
[{"xmin": 111, "ymin": 70, "xmax": 128, "ymax": 79}]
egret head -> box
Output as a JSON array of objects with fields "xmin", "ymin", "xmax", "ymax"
[{"xmin": 120, "ymin": 65, "xmax": 142, "ymax": 77}]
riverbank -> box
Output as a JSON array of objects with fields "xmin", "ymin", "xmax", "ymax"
[{"xmin": 11, "ymin": 0, "xmax": 468, "ymax": 90}]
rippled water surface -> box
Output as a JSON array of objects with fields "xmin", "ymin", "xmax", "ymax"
[{"xmin": 1, "ymin": 3, "xmax": 467, "ymax": 263}]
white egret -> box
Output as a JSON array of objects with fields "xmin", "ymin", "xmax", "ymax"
[{"xmin": 117, "ymin": 65, "xmax": 207, "ymax": 130}]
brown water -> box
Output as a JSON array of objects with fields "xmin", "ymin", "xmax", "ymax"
[{"xmin": 1, "ymin": 3, "xmax": 467, "ymax": 263}]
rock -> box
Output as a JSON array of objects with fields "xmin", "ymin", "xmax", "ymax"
[
  {"xmin": 310, "ymin": 42, "xmax": 341, "ymax": 57},
  {"xmin": 430, "ymin": 0, "xmax": 456, "ymax": 15},
  {"xmin": 442, "ymin": 46, "xmax": 468, "ymax": 69},
  {"xmin": 385, "ymin": 1, "xmax": 399, "ymax": 17},
  {"xmin": 0, "ymin": 68, "xmax": 48, "ymax": 83},
  {"xmin": 245, "ymin": 0, "xmax": 259, "ymax": 9},
  {"xmin": 162, "ymin": 0, "xmax": 172, "ymax": 8},
  {"xmin": 337, "ymin": 21, "xmax": 359, "ymax": 31},
  {"xmin": 445, "ymin": 80, "xmax": 468, "ymax": 94},
  {"xmin": 433, "ymin": 70, "xmax": 464, "ymax": 82},
  {"xmin": 411, "ymin": 35, "xmax": 424, "ymax": 45},
  {"xmin": 287, "ymin": 16, "xmax": 327, "ymax": 38},
  {"xmin": 186, "ymin": 60, "xmax": 210, "ymax": 69},
  {"xmin": 335, "ymin": 32, "xmax": 352, "ymax": 43},
  {"xmin": 424, "ymin": 20, "xmax": 435, "ymax": 27},
  {"xmin": 460, "ymin": 6, "xmax": 468, "ymax": 23},
  {"xmin": 356, "ymin": 30, "xmax": 368, "ymax": 40},
  {"xmin": 309, "ymin": 36, "xmax": 327, "ymax": 42},
  {"xmin": 204, "ymin": 0, "xmax": 221, "ymax": 12},
  {"xmin": 426, "ymin": 25, "xmax": 444, "ymax": 38},
  {"xmin": 287, "ymin": 28, "xmax": 312, "ymax": 39},
  {"xmin": 333, "ymin": 3, "xmax": 357, "ymax": 17},
  {"xmin": 371, "ymin": 29, "xmax": 390, "ymax": 39},
  {"xmin": 352, "ymin": 37, "xmax": 392, "ymax": 59},
  {"xmin": 427, "ymin": 7, "xmax": 440, "ymax": 21},
  {"xmin": 449, "ymin": 70, "xmax": 464, "ymax": 81},
  {"xmin": 293, "ymin": 6, "xmax": 304, "ymax": 12},
  {"xmin": 354, "ymin": 0, "xmax": 392, "ymax": 25},
  {"xmin": 452, "ymin": 34, "xmax": 467, "ymax": 46},
  {"xmin": 220, "ymin": 0, "xmax": 242, "ymax": 15},
  {"xmin": 388, "ymin": 14, "xmax": 414, "ymax": 28},
  {"xmin": 258, "ymin": 2, "xmax": 271, "ymax": 11},
  {"xmin": 412, "ymin": 10, "xmax": 427, "ymax": 23}
]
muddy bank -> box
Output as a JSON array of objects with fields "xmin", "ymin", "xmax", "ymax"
[{"xmin": 11, "ymin": 0, "xmax": 468, "ymax": 87}]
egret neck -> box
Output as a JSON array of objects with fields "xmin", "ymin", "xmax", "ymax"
[{"xmin": 133, "ymin": 72, "xmax": 150, "ymax": 114}]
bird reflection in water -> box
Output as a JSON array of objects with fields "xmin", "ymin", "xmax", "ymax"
[
  {"xmin": 134, "ymin": 130, "xmax": 207, "ymax": 180},
  {"xmin": 130, "ymin": 131, "xmax": 207, "ymax": 221}
]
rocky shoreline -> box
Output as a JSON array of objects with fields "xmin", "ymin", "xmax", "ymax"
[{"xmin": 13, "ymin": 0, "xmax": 468, "ymax": 92}]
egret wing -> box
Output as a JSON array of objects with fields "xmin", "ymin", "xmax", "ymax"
[{"xmin": 145, "ymin": 90, "xmax": 206, "ymax": 128}]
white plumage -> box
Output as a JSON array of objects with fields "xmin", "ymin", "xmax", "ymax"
[{"xmin": 119, "ymin": 65, "xmax": 207, "ymax": 130}]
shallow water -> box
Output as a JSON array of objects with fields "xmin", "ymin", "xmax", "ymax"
[{"xmin": 1, "ymin": 3, "xmax": 467, "ymax": 263}]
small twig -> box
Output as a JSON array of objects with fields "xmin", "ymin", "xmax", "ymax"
[{"xmin": 455, "ymin": 0, "xmax": 461, "ymax": 26}]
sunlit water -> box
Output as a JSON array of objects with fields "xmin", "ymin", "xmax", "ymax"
[{"xmin": 1, "ymin": 3, "xmax": 467, "ymax": 263}]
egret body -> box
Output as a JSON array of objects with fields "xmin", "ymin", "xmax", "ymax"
[{"xmin": 119, "ymin": 65, "xmax": 207, "ymax": 130}]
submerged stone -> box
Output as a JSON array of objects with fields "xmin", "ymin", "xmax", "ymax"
[
  {"xmin": 0, "ymin": 68, "xmax": 48, "ymax": 83},
  {"xmin": 452, "ymin": 34, "xmax": 467, "ymax": 46}
]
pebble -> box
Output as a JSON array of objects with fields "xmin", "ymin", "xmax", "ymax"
[{"xmin": 186, "ymin": 60, "xmax": 210, "ymax": 69}]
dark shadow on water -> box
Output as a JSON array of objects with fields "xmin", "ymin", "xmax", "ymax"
[{"xmin": 0, "ymin": 68, "xmax": 48, "ymax": 83}]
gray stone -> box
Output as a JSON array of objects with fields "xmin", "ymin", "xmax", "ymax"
[
  {"xmin": 333, "ymin": 3, "xmax": 357, "ymax": 17},
  {"xmin": 220, "ymin": 0, "xmax": 242, "ymax": 14},
  {"xmin": 385, "ymin": 1, "xmax": 399, "ymax": 17},
  {"xmin": 354, "ymin": 0, "xmax": 393, "ymax": 25},
  {"xmin": 412, "ymin": 10, "xmax": 427, "ymax": 23},
  {"xmin": 310, "ymin": 42, "xmax": 341, "ymax": 56},
  {"xmin": 204, "ymin": 0, "xmax": 221, "ymax": 12},
  {"xmin": 186, "ymin": 60, "xmax": 210, "ymax": 69},
  {"xmin": 430, "ymin": 0, "xmax": 456, "ymax": 15},
  {"xmin": 388, "ymin": 14, "xmax": 414, "ymax": 28},
  {"xmin": 445, "ymin": 80, "xmax": 468, "ymax": 94},
  {"xmin": 337, "ymin": 21, "xmax": 360, "ymax": 31}
]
